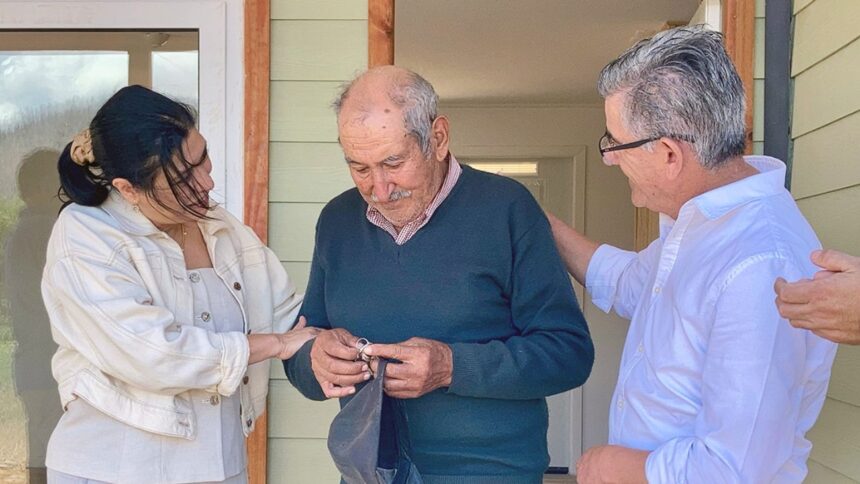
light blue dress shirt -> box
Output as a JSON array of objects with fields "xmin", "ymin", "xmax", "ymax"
[{"xmin": 586, "ymin": 156, "xmax": 837, "ymax": 482}]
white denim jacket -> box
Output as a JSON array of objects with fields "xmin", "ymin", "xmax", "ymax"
[{"xmin": 42, "ymin": 190, "xmax": 301, "ymax": 439}]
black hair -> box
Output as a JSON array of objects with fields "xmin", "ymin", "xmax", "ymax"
[{"xmin": 57, "ymin": 85, "xmax": 208, "ymax": 217}]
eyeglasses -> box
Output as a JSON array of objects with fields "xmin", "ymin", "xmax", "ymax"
[{"xmin": 599, "ymin": 131, "xmax": 695, "ymax": 157}]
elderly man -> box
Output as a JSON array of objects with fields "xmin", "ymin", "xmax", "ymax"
[
  {"xmin": 775, "ymin": 249, "xmax": 860, "ymax": 344},
  {"xmin": 548, "ymin": 27, "xmax": 836, "ymax": 483},
  {"xmin": 284, "ymin": 66, "xmax": 594, "ymax": 482}
]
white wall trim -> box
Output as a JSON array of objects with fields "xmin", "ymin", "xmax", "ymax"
[
  {"xmin": 0, "ymin": 0, "xmax": 245, "ymax": 218},
  {"xmin": 690, "ymin": 0, "xmax": 722, "ymax": 32}
]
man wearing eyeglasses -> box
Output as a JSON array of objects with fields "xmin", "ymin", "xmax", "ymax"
[{"xmin": 548, "ymin": 26, "xmax": 836, "ymax": 483}]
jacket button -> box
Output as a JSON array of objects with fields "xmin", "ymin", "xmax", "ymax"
[
  {"xmin": 210, "ymin": 395, "xmax": 220, "ymax": 405},
  {"xmin": 233, "ymin": 282, "xmax": 241, "ymax": 290},
  {"xmin": 189, "ymin": 272, "xmax": 201, "ymax": 283},
  {"xmin": 243, "ymin": 376, "xmax": 250, "ymax": 385},
  {"xmin": 246, "ymin": 419, "xmax": 253, "ymax": 427},
  {"xmin": 201, "ymin": 312, "xmax": 211, "ymax": 322}
]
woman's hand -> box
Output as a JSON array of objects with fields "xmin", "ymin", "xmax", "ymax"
[
  {"xmin": 275, "ymin": 316, "xmax": 321, "ymax": 360},
  {"xmin": 248, "ymin": 316, "xmax": 321, "ymax": 364}
]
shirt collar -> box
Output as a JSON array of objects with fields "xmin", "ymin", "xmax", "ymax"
[
  {"xmin": 691, "ymin": 155, "xmax": 787, "ymax": 220},
  {"xmin": 658, "ymin": 156, "xmax": 787, "ymax": 238}
]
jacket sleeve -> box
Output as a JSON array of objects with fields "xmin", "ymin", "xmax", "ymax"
[
  {"xmin": 284, "ymin": 242, "xmax": 330, "ymax": 401},
  {"xmin": 43, "ymin": 251, "xmax": 249, "ymax": 397},
  {"xmin": 446, "ymin": 215, "xmax": 595, "ymax": 400}
]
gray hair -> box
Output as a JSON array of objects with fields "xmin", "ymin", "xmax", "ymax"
[
  {"xmin": 597, "ymin": 26, "xmax": 746, "ymax": 168},
  {"xmin": 332, "ymin": 67, "xmax": 439, "ymax": 157}
]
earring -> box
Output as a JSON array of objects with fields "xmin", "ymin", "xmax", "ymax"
[{"xmin": 132, "ymin": 204, "xmax": 140, "ymax": 213}]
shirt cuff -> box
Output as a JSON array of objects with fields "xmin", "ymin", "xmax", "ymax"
[
  {"xmin": 216, "ymin": 331, "xmax": 250, "ymax": 396},
  {"xmin": 586, "ymin": 244, "xmax": 637, "ymax": 313},
  {"xmin": 644, "ymin": 439, "xmax": 689, "ymax": 483}
]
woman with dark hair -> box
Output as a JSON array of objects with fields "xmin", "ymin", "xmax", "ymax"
[{"xmin": 41, "ymin": 85, "xmax": 317, "ymax": 484}]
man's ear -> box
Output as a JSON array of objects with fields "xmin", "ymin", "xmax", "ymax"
[
  {"xmin": 111, "ymin": 178, "xmax": 140, "ymax": 205},
  {"xmin": 430, "ymin": 115, "xmax": 450, "ymax": 162},
  {"xmin": 660, "ymin": 137, "xmax": 685, "ymax": 181}
]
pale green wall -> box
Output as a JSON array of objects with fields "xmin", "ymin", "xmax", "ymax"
[
  {"xmin": 267, "ymin": 1, "xmax": 367, "ymax": 481},
  {"xmin": 789, "ymin": 0, "xmax": 860, "ymax": 481}
]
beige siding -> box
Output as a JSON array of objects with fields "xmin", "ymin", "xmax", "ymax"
[
  {"xmin": 791, "ymin": 1, "xmax": 860, "ymax": 481},
  {"xmin": 281, "ymin": 261, "xmax": 311, "ymax": 296},
  {"xmin": 807, "ymin": 461, "xmax": 856, "ymax": 483},
  {"xmin": 271, "ymin": 0, "xmax": 366, "ymax": 20},
  {"xmin": 795, "ymin": 0, "xmax": 816, "ymax": 14},
  {"xmin": 827, "ymin": 345, "xmax": 860, "ymax": 407},
  {"xmin": 792, "ymin": 37, "xmax": 860, "ymax": 137},
  {"xmin": 808, "ymin": 398, "xmax": 860, "ymax": 478},
  {"xmin": 267, "ymin": 439, "xmax": 342, "ymax": 484},
  {"xmin": 796, "ymin": 185, "xmax": 860, "ymax": 254},
  {"xmin": 270, "ymin": 81, "xmax": 342, "ymax": 143},
  {"xmin": 268, "ymin": 381, "xmax": 340, "ymax": 436},
  {"xmin": 271, "ymin": 20, "xmax": 366, "ymax": 80},
  {"xmin": 791, "ymin": 112, "xmax": 860, "ymax": 200},
  {"xmin": 269, "ymin": 142, "xmax": 353, "ymax": 202},
  {"xmin": 267, "ymin": 2, "xmax": 367, "ymax": 481},
  {"xmin": 268, "ymin": 203, "xmax": 324, "ymax": 262},
  {"xmin": 792, "ymin": 0, "xmax": 860, "ymax": 76}
]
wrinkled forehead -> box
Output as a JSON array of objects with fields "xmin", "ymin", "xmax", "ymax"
[{"xmin": 338, "ymin": 103, "xmax": 409, "ymax": 146}]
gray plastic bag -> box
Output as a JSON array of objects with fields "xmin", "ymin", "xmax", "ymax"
[{"xmin": 327, "ymin": 359, "xmax": 423, "ymax": 484}]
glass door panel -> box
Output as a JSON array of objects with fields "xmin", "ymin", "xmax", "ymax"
[{"xmin": 0, "ymin": 30, "xmax": 198, "ymax": 484}]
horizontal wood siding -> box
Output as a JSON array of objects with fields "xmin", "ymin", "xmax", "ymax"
[
  {"xmin": 791, "ymin": 0, "xmax": 860, "ymax": 76},
  {"xmin": 269, "ymin": 142, "xmax": 353, "ymax": 202},
  {"xmin": 791, "ymin": 112, "xmax": 860, "ymax": 199},
  {"xmin": 796, "ymin": 185, "xmax": 860, "ymax": 254},
  {"xmin": 267, "ymin": 2, "xmax": 367, "ymax": 481},
  {"xmin": 791, "ymin": 37, "xmax": 860, "ymax": 138}
]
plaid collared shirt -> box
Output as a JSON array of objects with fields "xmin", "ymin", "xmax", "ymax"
[{"xmin": 365, "ymin": 155, "xmax": 462, "ymax": 245}]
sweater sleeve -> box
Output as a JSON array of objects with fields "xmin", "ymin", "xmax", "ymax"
[
  {"xmin": 284, "ymin": 239, "xmax": 330, "ymax": 401},
  {"xmin": 447, "ymin": 214, "xmax": 595, "ymax": 400}
]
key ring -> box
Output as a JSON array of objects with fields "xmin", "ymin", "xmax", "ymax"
[
  {"xmin": 355, "ymin": 338, "xmax": 372, "ymax": 363},
  {"xmin": 355, "ymin": 337, "xmax": 376, "ymax": 377}
]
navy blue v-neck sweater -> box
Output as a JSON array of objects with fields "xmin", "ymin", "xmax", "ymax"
[{"xmin": 286, "ymin": 165, "xmax": 594, "ymax": 483}]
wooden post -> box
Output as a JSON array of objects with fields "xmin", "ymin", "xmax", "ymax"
[
  {"xmin": 369, "ymin": 0, "xmax": 395, "ymax": 66},
  {"xmin": 244, "ymin": 0, "xmax": 271, "ymax": 244},
  {"xmin": 722, "ymin": 0, "xmax": 756, "ymax": 154},
  {"xmin": 244, "ymin": 0, "xmax": 270, "ymax": 483}
]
